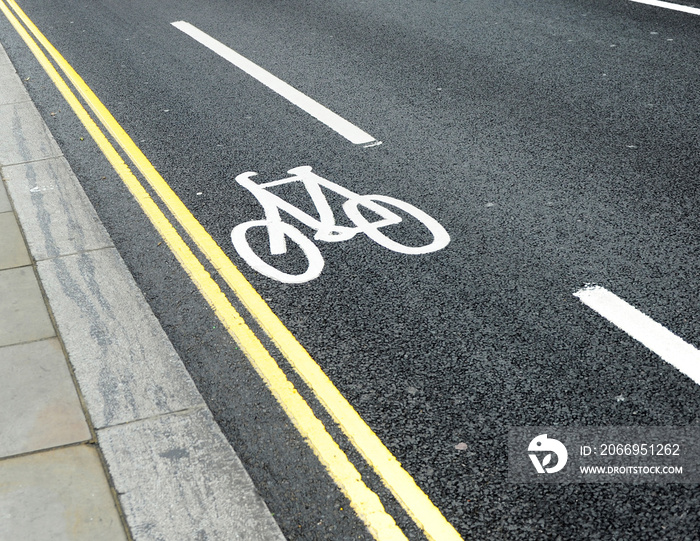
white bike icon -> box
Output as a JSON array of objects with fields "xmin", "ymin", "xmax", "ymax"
[{"xmin": 231, "ymin": 166, "xmax": 450, "ymax": 283}]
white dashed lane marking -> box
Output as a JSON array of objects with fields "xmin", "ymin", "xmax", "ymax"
[
  {"xmin": 630, "ymin": 0, "xmax": 700, "ymax": 16},
  {"xmin": 575, "ymin": 285, "xmax": 700, "ymax": 386},
  {"xmin": 171, "ymin": 21, "xmax": 380, "ymax": 146}
]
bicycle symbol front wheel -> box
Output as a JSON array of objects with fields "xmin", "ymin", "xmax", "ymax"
[
  {"xmin": 231, "ymin": 220, "xmax": 324, "ymax": 284},
  {"xmin": 343, "ymin": 195, "xmax": 450, "ymax": 254}
]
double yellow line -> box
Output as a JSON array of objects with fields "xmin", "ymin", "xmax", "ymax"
[{"xmin": 0, "ymin": 2, "xmax": 463, "ymax": 539}]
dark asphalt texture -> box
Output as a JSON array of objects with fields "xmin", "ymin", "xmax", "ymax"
[{"xmin": 2, "ymin": 0, "xmax": 700, "ymax": 539}]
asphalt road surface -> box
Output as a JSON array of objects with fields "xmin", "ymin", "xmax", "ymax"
[{"xmin": 2, "ymin": 0, "xmax": 700, "ymax": 539}]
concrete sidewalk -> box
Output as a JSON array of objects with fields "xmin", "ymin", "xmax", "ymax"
[{"xmin": 0, "ymin": 42, "xmax": 285, "ymax": 540}]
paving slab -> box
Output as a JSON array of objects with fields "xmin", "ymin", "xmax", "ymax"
[
  {"xmin": 3, "ymin": 157, "xmax": 113, "ymax": 260},
  {"xmin": 0, "ymin": 338, "xmax": 91, "ymax": 458},
  {"xmin": 37, "ymin": 248, "xmax": 204, "ymax": 428},
  {"xmin": 0, "ymin": 444, "xmax": 128, "ymax": 541},
  {"xmin": 98, "ymin": 407, "xmax": 286, "ymax": 541},
  {"xmin": 0, "ymin": 266, "xmax": 55, "ymax": 347},
  {"xmin": 0, "ymin": 43, "xmax": 10, "ymax": 65},
  {"xmin": 0, "ymin": 62, "xmax": 29, "ymax": 106},
  {"xmin": 0, "ymin": 179, "xmax": 10, "ymax": 213},
  {"xmin": 0, "ymin": 101, "xmax": 62, "ymax": 166},
  {"xmin": 0, "ymin": 211, "xmax": 31, "ymax": 269}
]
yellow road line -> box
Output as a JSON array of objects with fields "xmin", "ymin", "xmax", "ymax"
[
  {"xmin": 0, "ymin": 3, "xmax": 407, "ymax": 539},
  {"xmin": 2, "ymin": 2, "xmax": 463, "ymax": 539}
]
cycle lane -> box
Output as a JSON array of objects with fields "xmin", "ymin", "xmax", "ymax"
[
  {"xmin": 2, "ymin": 0, "xmax": 700, "ymax": 539},
  {"xmin": 0, "ymin": 2, "xmax": 451, "ymax": 539}
]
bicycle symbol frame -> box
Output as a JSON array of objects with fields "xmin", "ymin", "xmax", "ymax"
[{"xmin": 231, "ymin": 166, "xmax": 450, "ymax": 283}]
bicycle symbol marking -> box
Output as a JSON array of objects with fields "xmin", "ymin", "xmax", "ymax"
[{"xmin": 231, "ymin": 166, "xmax": 450, "ymax": 283}]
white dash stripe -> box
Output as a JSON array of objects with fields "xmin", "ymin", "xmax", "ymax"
[
  {"xmin": 172, "ymin": 21, "xmax": 378, "ymax": 146},
  {"xmin": 574, "ymin": 285, "xmax": 700, "ymax": 386},
  {"xmin": 629, "ymin": 0, "xmax": 700, "ymax": 16}
]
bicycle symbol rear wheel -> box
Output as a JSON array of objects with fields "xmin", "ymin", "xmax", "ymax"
[
  {"xmin": 343, "ymin": 195, "xmax": 450, "ymax": 254},
  {"xmin": 231, "ymin": 220, "xmax": 324, "ymax": 284}
]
